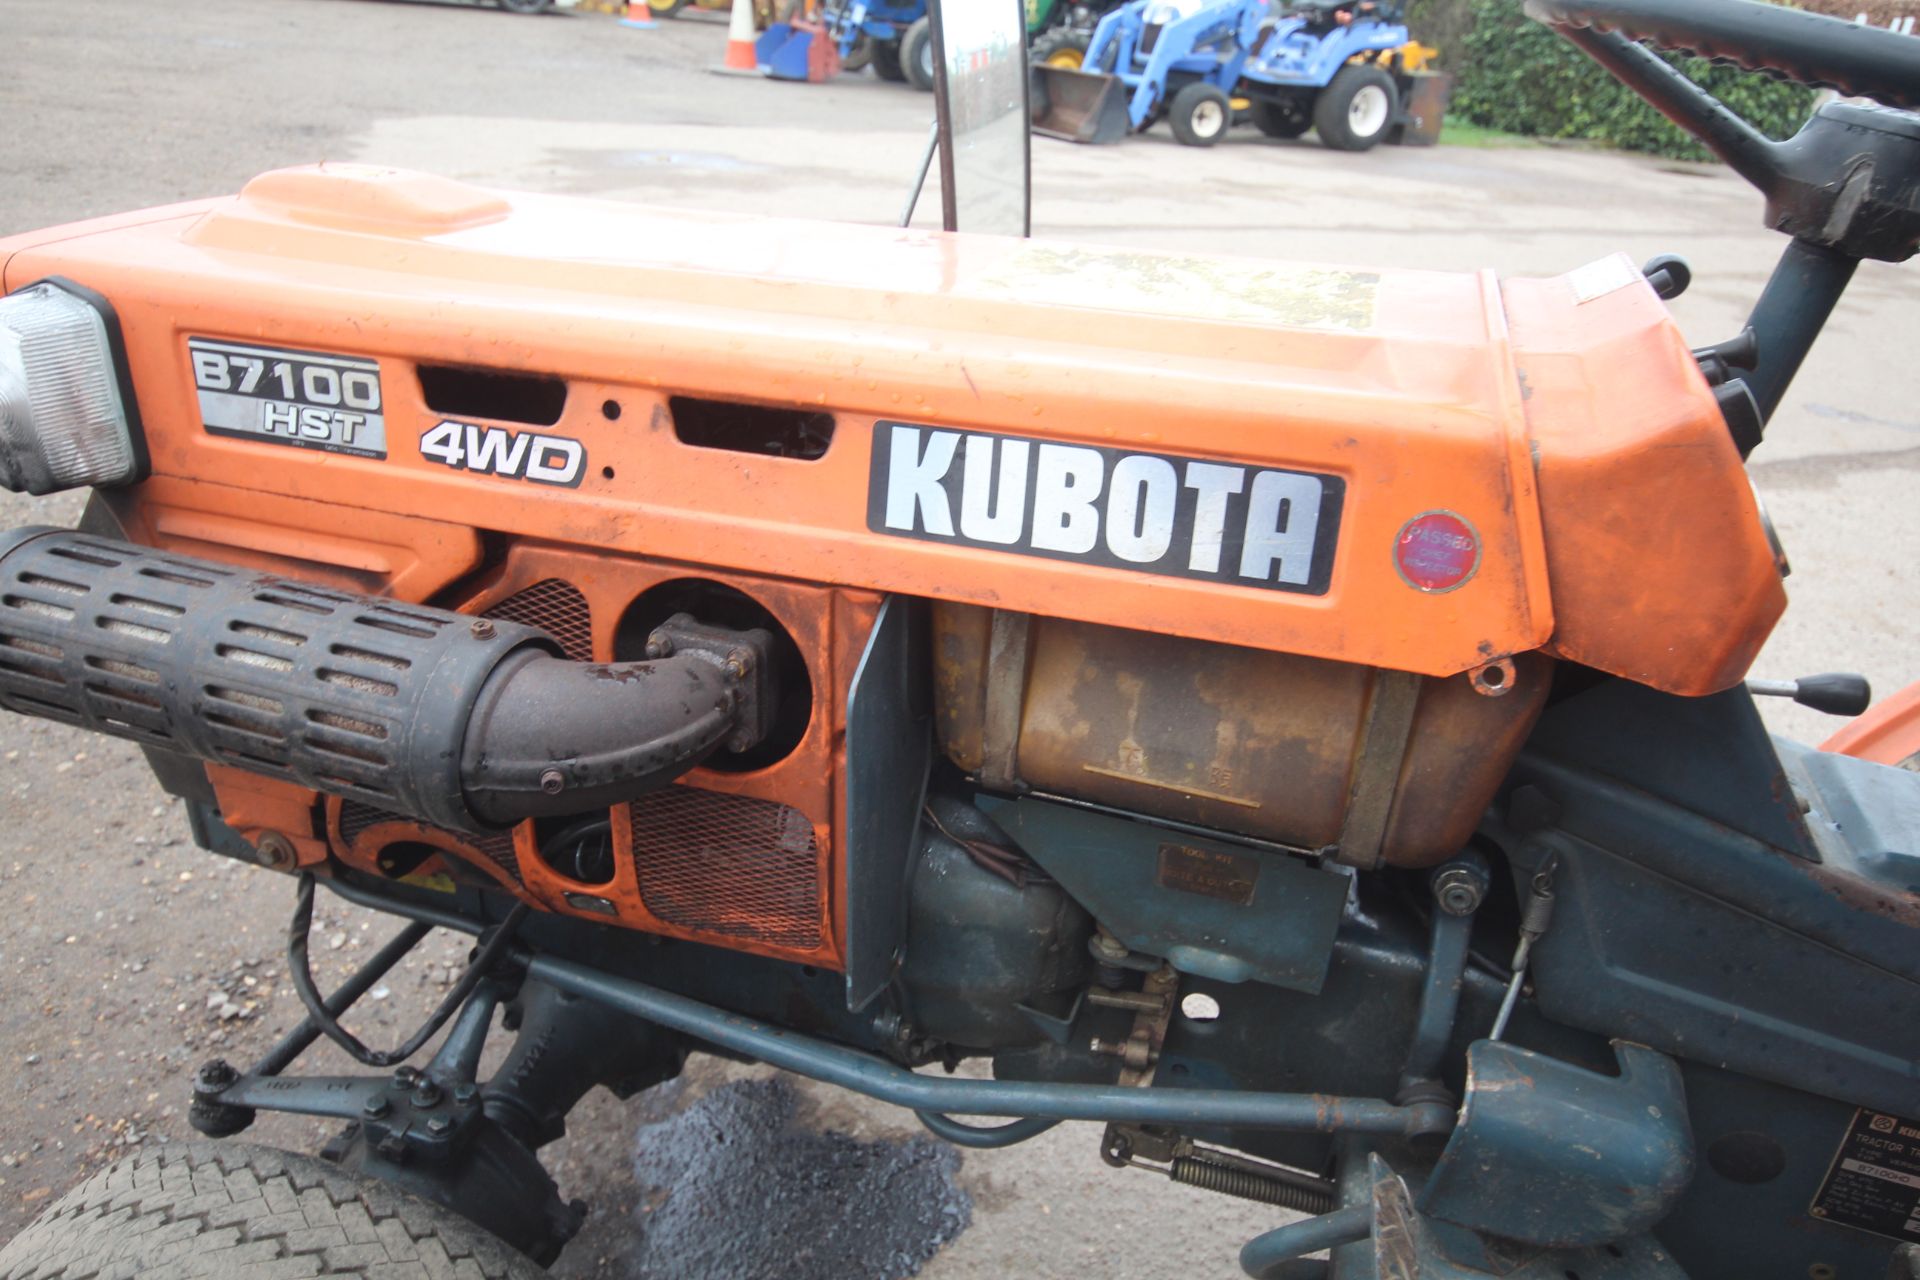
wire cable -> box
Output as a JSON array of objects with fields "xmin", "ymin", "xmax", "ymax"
[{"xmin": 286, "ymin": 873, "xmax": 528, "ymax": 1068}]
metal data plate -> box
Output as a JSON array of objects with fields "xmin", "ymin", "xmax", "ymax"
[{"xmin": 987, "ymin": 796, "xmax": 1348, "ymax": 992}]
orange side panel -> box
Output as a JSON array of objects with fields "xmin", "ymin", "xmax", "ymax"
[
  {"xmin": 5, "ymin": 168, "xmax": 1786, "ymax": 694},
  {"xmin": 1503, "ymin": 265, "xmax": 1788, "ymax": 695},
  {"xmin": 1823, "ymin": 680, "xmax": 1920, "ymax": 767},
  {"xmin": 108, "ymin": 475, "xmax": 485, "ymax": 599},
  {"xmin": 3, "ymin": 166, "xmax": 1552, "ymax": 680}
]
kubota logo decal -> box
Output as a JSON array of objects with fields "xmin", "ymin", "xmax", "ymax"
[{"xmin": 867, "ymin": 423, "xmax": 1343, "ymax": 595}]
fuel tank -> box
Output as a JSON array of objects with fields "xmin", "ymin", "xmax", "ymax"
[{"xmin": 933, "ymin": 603, "xmax": 1550, "ymax": 868}]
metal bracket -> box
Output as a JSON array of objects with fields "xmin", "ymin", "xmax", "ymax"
[
  {"xmin": 979, "ymin": 609, "xmax": 1034, "ymax": 791},
  {"xmin": 1333, "ymin": 669, "xmax": 1423, "ymax": 869}
]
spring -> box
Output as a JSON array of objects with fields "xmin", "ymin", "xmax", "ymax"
[{"xmin": 1170, "ymin": 1154, "xmax": 1336, "ymax": 1215}]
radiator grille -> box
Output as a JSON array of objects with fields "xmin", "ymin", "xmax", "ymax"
[
  {"xmin": 629, "ymin": 788, "xmax": 823, "ymax": 950},
  {"xmin": 482, "ymin": 579, "xmax": 593, "ymax": 662},
  {"xmin": 336, "ymin": 799, "xmax": 521, "ymax": 882}
]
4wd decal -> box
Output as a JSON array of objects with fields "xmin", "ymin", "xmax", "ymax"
[
  {"xmin": 867, "ymin": 423, "xmax": 1342, "ymax": 595},
  {"xmin": 418, "ymin": 420, "xmax": 586, "ymax": 488},
  {"xmin": 189, "ymin": 338, "xmax": 386, "ymax": 459}
]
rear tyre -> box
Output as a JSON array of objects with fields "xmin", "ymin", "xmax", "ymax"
[
  {"xmin": 841, "ymin": 33, "xmax": 874, "ymax": 72},
  {"xmin": 1030, "ymin": 28, "xmax": 1091, "ymax": 69},
  {"xmin": 1251, "ymin": 99, "xmax": 1311, "ymax": 139},
  {"xmin": 0, "ymin": 1141, "xmax": 542, "ymax": 1280},
  {"xmin": 1313, "ymin": 64, "xmax": 1398, "ymax": 151},
  {"xmin": 902, "ymin": 16, "xmax": 937, "ymax": 91},
  {"xmin": 1169, "ymin": 82, "xmax": 1232, "ymax": 147},
  {"xmin": 873, "ymin": 37, "xmax": 907, "ymax": 81}
]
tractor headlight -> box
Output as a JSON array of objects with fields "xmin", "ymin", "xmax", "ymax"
[
  {"xmin": 1143, "ymin": 0, "xmax": 1205, "ymax": 21},
  {"xmin": 0, "ymin": 279, "xmax": 146, "ymax": 496}
]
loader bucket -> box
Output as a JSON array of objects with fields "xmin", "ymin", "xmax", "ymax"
[{"xmin": 1029, "ymin": 65, "xmax": 1130, "ymax": 144}]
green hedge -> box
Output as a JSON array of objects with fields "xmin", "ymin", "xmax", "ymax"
[{"xmin": 1413, "ymin": 0, "xmax": 1819, "ymax": 160}]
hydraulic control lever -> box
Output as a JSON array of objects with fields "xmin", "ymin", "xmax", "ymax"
[{"xmin": 1747, "ymin": 672, "xmax": 1873, "ymax": 717}]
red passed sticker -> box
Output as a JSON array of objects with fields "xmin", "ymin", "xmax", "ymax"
[{"xmin": 1394, "ymin": 511, "xmax": 1480, "ymax": 593}]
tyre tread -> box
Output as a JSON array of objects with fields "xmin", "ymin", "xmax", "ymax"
[{"xmin": 0, "ymin": 1142, "xmax": 539, "ymax": 1280}]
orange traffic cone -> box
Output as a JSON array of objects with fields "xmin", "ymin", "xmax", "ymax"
[
  {"xmin": 617, "ymin": 0, "xmax": 658, "ymax": 29},
  {"xmin": 714, "ymin": 0, "xmax": 760, "ymax": 74}
]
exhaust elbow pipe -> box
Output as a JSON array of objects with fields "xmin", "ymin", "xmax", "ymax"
[
  {"xmin": 0, "ymin": 527, "xmax": 770, "ymax": 833},
  {"xmin": 461, "ymin": 643, "xmax": 745, "ymax": 827}
]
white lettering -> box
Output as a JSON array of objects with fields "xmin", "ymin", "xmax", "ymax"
[
  {"xmin": 261, "ymin": 402, "xmax": 298, "ymax": 434},
  {"xmin": 193, "ymin": 351, "xmax": 231, "ymax": 391},
  {"xmin": 1183, "ymin": 462, "xmax": 1246, "ymax": 573},
  {"xmin": 1239, "ymin": 471, "xmax": 1324, "ymax": 585},
  {"xmin": 419, "ymin": 420, "xmax": 465, "ymax": 468},
  {"xmin": 959, "ymin": 436, "xmax": 1030, "ymax": 545},
  {"xmin": 466, "ymin": 425, "xmax": 531, "ymax": 476},
  {"xmin": 884, "ymin": 426, "xmax": 960, "ymax": 536},
  {"xmin": 524, "ymin": 437, "xmax": 584, "ymax": 485},
  {"xmin": 1029, "ymin": 444, "xmax": 1104, "ymax": 554},
  {"xmin": 1105, "ymin": 455, "xmax": 1177, "ymax": 563},
  {"xmin": 297, "ymin": 406, "xmax": 333, "ymax": 440}
]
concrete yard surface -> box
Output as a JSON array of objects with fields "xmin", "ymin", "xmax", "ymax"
[{"xmin": 0, "ymin": 0, "xmax": 1915, "ymax": 1276}]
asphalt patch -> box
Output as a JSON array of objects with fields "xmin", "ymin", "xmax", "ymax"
[{"xmin": 626, "ymin": 1075, "xmax": 972, "ymax": 1280}]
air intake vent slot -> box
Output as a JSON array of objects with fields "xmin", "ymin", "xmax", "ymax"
[
  {"xmin": 629, "ymin": 787, "xmax": 823, "ymax": 950},
  {"xmin": 484, "ymin": 579, "xmax": 593, "ymax": 662},
  {"xmin": 669, "ymin": 396, "xmax": 833, "ymax": 461},
  {"xmin": 418, "ymin": 365, "xmax": 568, "ymax": 426}
]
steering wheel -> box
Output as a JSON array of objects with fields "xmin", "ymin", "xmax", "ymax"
[
  {"xmin": 1527, "ymin": 0, "xmax": 1920, "ymax": 266},
  {"xmin": 1530, "ymin": 0, "xmax": 1920, "ymax": 107},
  {"xmin": 1529, "ymin": 0, "xmax": 1920, "ymax": 444}
]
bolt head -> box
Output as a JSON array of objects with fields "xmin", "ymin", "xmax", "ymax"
[
  {"xmin": 363, "ymin": 1096, "xmax": 391, "ymax": 1120},
  {"xmin": 391, "ymin": 1066, "xmax": 418, "ymax": 1090},
  {"xmin": 1432, "ymin": 866, "xmax": 1485, "ymax": 916},
  {"xmin": 453, "ymin": 1084, "xmax": 479, "ymax": 1106},
  {"xmin": 412, "ymin": 1080, "xmax": 444, "ymax": 1109},
  {"xmin": 426, "ymin": 1115, "xmax": 453, "ymax": 1136},
  {"xmin": 539, "ymin": 769, "xmax": 566, "ymax": 795},
  {"xmin": 254, "ymin": 833, "xmax": 297, "ymax": 872},
  {"xmin": 470, "ymin": 618, "xmax": 497, "ymax": 640},
  {"xmin": 644, "ymin": 633, "xmax": 672, "ymax": 659}
]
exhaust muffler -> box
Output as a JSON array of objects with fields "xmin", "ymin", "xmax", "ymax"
[{"xmin": 0, "ymin": 527, "xmax": 769, "ymax": 833}]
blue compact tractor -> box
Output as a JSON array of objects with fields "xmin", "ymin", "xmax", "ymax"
[
  {"xmin": 812, "ymin": 0, "xmax": 930, "ymax": 83},
  {"xmin": 1032, "ymin": 0, "xmax": 1425, "ymax": 149}
]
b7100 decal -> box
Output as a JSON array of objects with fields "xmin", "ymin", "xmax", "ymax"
[
  {"xmin": 418, "ymin": 420, "xmax": 586, "ymax": 488},
  {"xmin": 868, "ymin": 423, "xmax": 1343, "ymax": 594},
  {"xmin": 189, "ymin": 338, "xmax": 386, "ymax": 459}
]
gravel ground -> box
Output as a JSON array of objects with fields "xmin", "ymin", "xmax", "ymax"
[{"xmin": 0, "ymin": 1, "xmax": 1915, "ymax": 1276}]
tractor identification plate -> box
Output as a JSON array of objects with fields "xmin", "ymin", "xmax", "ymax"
[
  {"xmin": 1156, "ymin": 843, "xmax": 1259, "ymax": 905},
  {"xmin": 869, "ymin": 423, "xmax": 1344, "ymax": 595},
  {"xmin": 188, "ymin": 338, "xmax": 387, "ymax": 459},
  {"xmin": 1810, "ymin": 1108, "xmax": 1920, "ymax": 1244}
]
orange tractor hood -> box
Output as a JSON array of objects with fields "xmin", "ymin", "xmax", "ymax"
[{"xmin": 0, "ymin": 164, "xmax": 1784, "ymax": 694}]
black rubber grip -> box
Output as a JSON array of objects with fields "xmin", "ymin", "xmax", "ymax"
[{"xmin": 1526, "ymin": 0, "xmax": 1920, "ymax": 109}]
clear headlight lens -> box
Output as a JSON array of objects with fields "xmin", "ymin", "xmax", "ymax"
[
  {"xmin": 0, "ymin": 280, "xmax": 144, "ymax": 496},
  {"xmin": 1144, "ymin": 0, "xmax": 1205, "ymax": 22}
]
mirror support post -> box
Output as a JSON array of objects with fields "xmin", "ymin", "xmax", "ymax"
[{"xmin": 900, "ymin": 122, "xmax": 941, "ymax": 229}]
